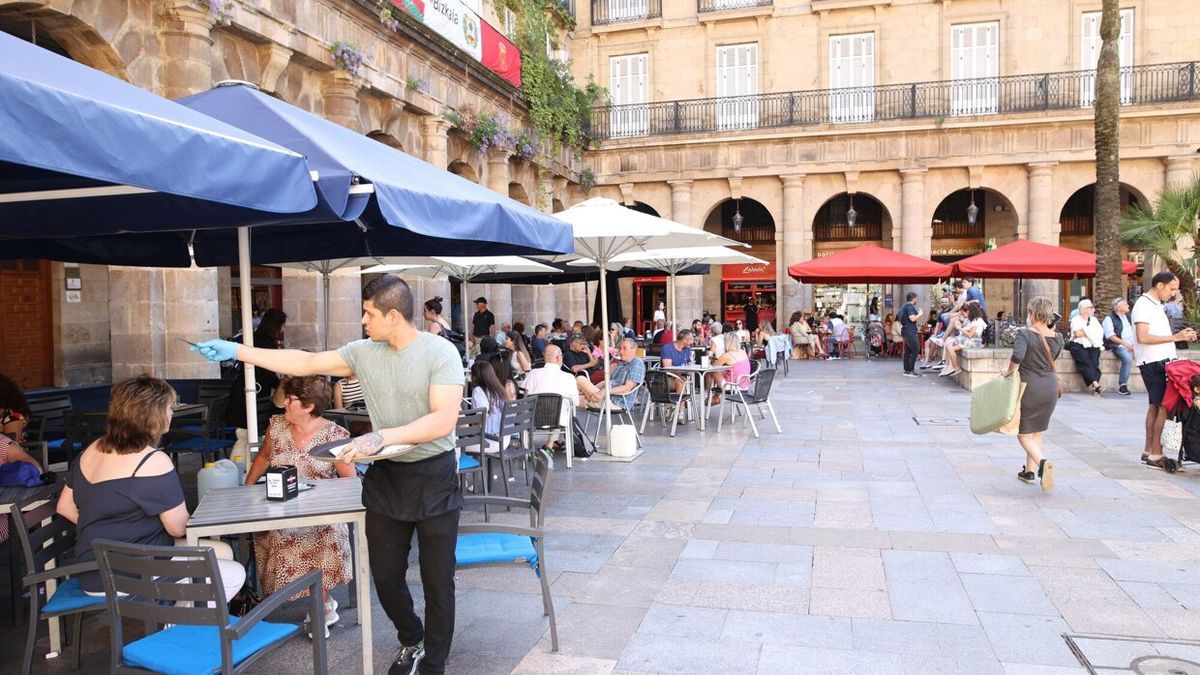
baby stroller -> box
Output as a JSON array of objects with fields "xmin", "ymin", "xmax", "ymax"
[
  {"xmin": 865, "ymin": 321, "xmax": 886, "ymax": 358},
  {"xmin": 1161, "ymin": 360, "xmax": 1200, "ymax": 472}
]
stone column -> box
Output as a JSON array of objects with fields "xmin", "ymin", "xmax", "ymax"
[
  {"xmin": 899, "ymin": 169, "xmax": 929, "ymax": 302},
  {"xmin": 780, "ymin": 174, "xmax": 809, "ymax": 319},
  {"xmin": 158, "ymin": 3, "xmax": 216, "ymax": 99},
  {"xmin": 109, "ymin": 267, "xmax": 220, "ymax": 380},
  {"xmin": 483, "ymin": 149, "xmax": 513, "ymax": 322},
  {"xmin": 321, "ymin": 71, "xmax": 361, "ymax": 131},
  {"xmin": 1026, "ymin": 162, "xmax": 1059, "ymax": 304},
  {"xmin": 421, "ymin": 117, "xmax": 451, "ymax": 168},
  {"xmin": 1164, "ymin": 156, "xmax": 1196, "ymax": 189},
  {"xmin": 668, "ymin": 180, "xmax": 702, "ymax": 324}
]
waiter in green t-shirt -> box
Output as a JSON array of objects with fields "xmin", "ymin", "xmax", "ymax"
[{"xmin": 195, "ymin": 275, "xmax": 462, "ymax": 675}]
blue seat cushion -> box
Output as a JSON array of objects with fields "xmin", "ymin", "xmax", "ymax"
[
  {"xmin": 456, "ymin": 533, "xmax": 538, "ymax": 569},
  {"xmin": 123, "ymin": 617, "xmax": 297, "ymax": 675},
  {"xmin": 458, "ymin": 454, "xmax": 481, "ymax": 471},
  {"xmin": 42, "ymin": 578, "xmax": 106, "ymax": 614}
]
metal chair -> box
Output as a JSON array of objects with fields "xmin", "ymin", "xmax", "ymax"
[
  {"xmin": 161, "ymin": 396, "xmax": 236, "ymax": 464},
  {"xmin": 456, "ymin": 408, "xmax": 489, "ymax": 518},
  {"xmin": 485, "ymin": 396, "xmax": 538, "ymax": 497},
  {"xmin": 583, "ymin": 381, "xmax": 644, "ymax": 448},
  {"xmin": 455, "ymin": 449, "xmax": 558, "ymax": 652},
  {"xmin": 92, "ymin": 539, "xmax": 327, "ymax": 675},
  {"xmin": 26, "ymin": 394, "xmax": 73, "ymax": 467},
  {"xmin": 530, "ymin": 393, "xmax": 573, "ymax": 469},
  {"xmin": 718, "ymin": 366, "xmax": 782, "ymax": 438},
  {"xmin": 62, "ymin": 410, "xmax": 109, "ymax": 462},
  {"xmin": 9, "ymin": 490, "xmax": 105, "ymax": 674},
  {"xmin": 639, "ymin": 370, "xmax": 690, "ymax": 437}
]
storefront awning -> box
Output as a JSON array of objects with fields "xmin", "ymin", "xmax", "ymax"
[{"xmin": 952, "ymin": 239, "xmax": 1137, "ymax": 279}]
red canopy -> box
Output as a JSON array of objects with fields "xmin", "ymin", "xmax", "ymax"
[
  {"xmin": 952, "ymin": 239, "xmax": 1138, "ymax": 279},
  {"xmin": 788, "ymin": 245, "xmax": 953, "ymax": 283}
]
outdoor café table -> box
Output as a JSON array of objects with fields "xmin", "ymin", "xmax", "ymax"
[
  {"xmin": 323, "ymin": 407, "xmax": 372, "ymax": 429},
  {"xmin": 2, "ymin": 482, "xmax": 63, "ymax": 649},
  {"xmin": 660, "ymin": 364, "xmax": 732, "ymax": 431},
  {"xmin": 185, "ymin": 477, "xmax": 373, "ymax": 674}
]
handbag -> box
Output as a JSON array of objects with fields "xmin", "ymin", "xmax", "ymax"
[
  {"xmin": 1161, "ymin": 415, "xmax": 1184, "ymax": 454},
  {"xmin": 1036, "ymin": 330, "xmax": 1065, "ymax": 399},
  {"xmin": 970, "ymin": 370, "xmax": 1022, "ymax": 435}
]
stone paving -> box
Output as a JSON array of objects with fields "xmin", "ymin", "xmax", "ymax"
[{"xmin": 7, "ymin": 359, "xmax": 1200, "ymax": 674}]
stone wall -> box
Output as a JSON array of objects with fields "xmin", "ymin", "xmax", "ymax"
[{"xmin": 50, "ymin": 263, "xmax": 111, "ymax": 385}]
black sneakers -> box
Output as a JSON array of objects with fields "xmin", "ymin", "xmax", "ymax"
[
  {"xmin": 1119, "ymin": 385, "xmax": 1131, "ymax": 396},
  {"xmin": 389, "ymin": 643, "xmax": 425, "ymax": 675},
  {"xmin": 1017, "ymin": 469, "xmax": 1036, "ymax": 484}
]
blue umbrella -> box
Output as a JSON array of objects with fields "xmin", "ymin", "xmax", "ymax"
[
  {"xmin": 0, "ymin": 32, "xmax": 318, "ymax": 266},
  {"xmin": 178, "ymin": 81, "xmax": 574, "ymax": 265}
]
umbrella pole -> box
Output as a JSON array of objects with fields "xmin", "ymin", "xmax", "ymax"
[
  {"xmin": 669, "ymin": 272, "xmax": 678, "ymax": 333},
  {"xmin": 238, "ymin": 227, "xmax": 258, "ymax": 446},
  {"xmin": 600, "ymin": 261, "xmax": 613, "ymax": 446},
  {"xmin": 462, "ymin": 278, "xmax": 471, "ymax": 347},
  {"xmin": 322, "ymin": 270, "xmax": 331, "ymax": 352}
]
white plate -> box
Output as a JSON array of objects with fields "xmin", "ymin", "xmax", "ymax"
[{"xmin": 308, "ymin": 439, "xmax": 416, "ymax": 463}]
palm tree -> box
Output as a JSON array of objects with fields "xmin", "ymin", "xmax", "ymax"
[
  {"xmin": 1092, "ymin": 0, "xmax": 1123, "ymax": 310},
  {"xmin": 1120, "ymin": 177, "xmax": 1200, "ymax": 311}
]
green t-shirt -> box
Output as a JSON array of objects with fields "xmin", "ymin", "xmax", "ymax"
[{"xmin": 337, "ymin": 333, "xmax": 464, "ymax": 462}]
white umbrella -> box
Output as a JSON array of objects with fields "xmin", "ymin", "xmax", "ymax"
[
  {"xmin": 362, "ymin": 256, "xmax": 561, "ymax": 341},
  {"xmin": 552, "ymin": 198, "xmax": 744, "ymax": 446},
  {"xmin": 570, "ymin": 245, "xmax": 767, "ymax": 331}
]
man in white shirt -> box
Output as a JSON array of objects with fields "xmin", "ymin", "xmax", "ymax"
[
  {"xmin": 1133, "ymin": 272, "xmax": 1196, "ymax": 467},
  {"xmin": 708, "ymin": 322, "xmax": 726, "ymax": 359},
  {"xmin": 828, "ymin": 313, "xmax": 850, "ymax": 359},
  {"xmin": 522, "ymin": 345, "xmax": 580, "ymax": 435}
]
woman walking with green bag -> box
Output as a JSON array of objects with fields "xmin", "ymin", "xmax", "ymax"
[{"xmin": 1001, "ymin": 297, "xmax": 1063, "ymax": 492}]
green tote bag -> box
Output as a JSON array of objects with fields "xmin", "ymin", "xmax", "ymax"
[{"xmin": 970, "ymin": 370, "xmax": 1022, "ymax": 435}]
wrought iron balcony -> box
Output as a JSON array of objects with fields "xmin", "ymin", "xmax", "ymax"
[
  {"xmin": 590, "ymin": 61, "xmax": 1199, "ymax": 140},
  {"xmin": 591, "ymin": 0, "xmax": 662, "ymax": 25},
  {"xmin": 698, "ymin": 0, "xmax": 773, "ymax": 11}
]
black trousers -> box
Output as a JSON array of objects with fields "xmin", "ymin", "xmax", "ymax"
[
  {"xmin": 366, "ymin": 507, "xmax": 461, "ymax": 675},
  {"xmin": 903, "ymin": 332, "xmax": 919, "ymax": 373},
  {"xmin": 1067, "ymin": 342, "xmax": 1101, "ymax": 386}
]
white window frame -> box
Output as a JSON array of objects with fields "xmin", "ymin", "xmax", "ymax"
[
  {"xmin": 609, "ymin": 53, "xmax": 650, "ymax": 138},
  {"xmin": 607, "ymin": 0, "xmax": 650, "ymax": 22},
  {"xmin": 829, "ymin": 33, "xmax": 875, "ymax": 123},
  {"xmin": 503, "ymin": 7, "xmax": 518, "ymax": 39},
  {"xmin": 950, "ymin": 21, "xmax": 1000, "ymax": 116},
  {"xmin": 1080, "ymin": 8, "xmax": 1134, "ymax": 106},
  {"xmin": 716, "ymin": 43, "xmax": 760, "ymax": 130}
]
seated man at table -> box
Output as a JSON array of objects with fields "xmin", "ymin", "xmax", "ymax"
[
  {"xmin": 562, "ymin": 334, "xmax": 598, "ymax": 376},
  {"xmin": 578, "ymin": 338, "xmax": 646, "ymax": 411},
  {"xmin": 660, "ymin": 329, "xmax": 694, "ymax": 394},
  {"xmin": 523, "ymin": 345, "xmax": 580, "ymax": 445}
]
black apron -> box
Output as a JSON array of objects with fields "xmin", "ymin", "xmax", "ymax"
[{"xmin": 361, "ymin": 451, "xmax": 463, "ymax": 522}]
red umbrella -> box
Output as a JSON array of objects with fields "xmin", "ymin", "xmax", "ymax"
[
  {"xmin": 788, "ymin": 244, "xmax": 953, "ymax": 283},
  {"xmin": 952, "ymin": 239, "xmax": 1137, "ymax": 279}
]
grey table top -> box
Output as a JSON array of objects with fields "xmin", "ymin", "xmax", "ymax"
[
  {"xmin": 0, "ymin": 482, "xmax": 57, "ymax": 509},
  {"xmin": 661, "ymin": 364, "xmax": 732, "ymax": 374},
  {"xmin": 187, "ymin": 477, "xmax": 364, "ymax": 529}
]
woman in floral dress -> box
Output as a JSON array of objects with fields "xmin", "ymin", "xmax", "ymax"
[{"xmin": 244, "ymin": 375, "xmax": 355, "ymax": 636}]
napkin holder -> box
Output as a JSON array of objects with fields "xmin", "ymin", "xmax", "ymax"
[{"xmin": 265, "ymin": 465, "xmax": 299, "ymax": 501}]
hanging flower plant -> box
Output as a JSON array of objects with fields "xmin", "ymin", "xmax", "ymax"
[
  {"xmin": 442, "ymin": 106, "xmax": 516, "ymax": 154},
  {"xmin": 330, "ymin": 41, "xmax": 366, "ymax": 76},
  {"xmin": 513, "ymin": 131, "xmax": 538, "ymax": 161},
  {"xmin": 202, "ymin": 0, "xmax": 234, "ymax": 24},
  {"xmin": 579, "ymin": 168, "xmax": 595, "ymax": 194},
  {"xmin": 378, "ymin": 6, "xmax": 401, "ymax": 32}
]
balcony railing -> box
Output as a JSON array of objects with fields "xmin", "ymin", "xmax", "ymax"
[
  {"xmin": 590, "ymin": 61, "xmax": 1199, "ymax": 140},
  {"xmin": 591, "ymin": 0, "xmax": 662, "ymax": 25},
  {"xmin": 698, "ymin": 0, "xmax": 773, "ymax": 11}
]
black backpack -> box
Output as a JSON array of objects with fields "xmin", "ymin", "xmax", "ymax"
[{"xmin": 570, "ymin": 416, "xmax": 596, "ymax": 458}]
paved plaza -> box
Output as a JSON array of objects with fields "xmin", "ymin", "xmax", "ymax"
[{"xmin": 8, "ymin": 359, "xmax": 1200, "ymax": 674}]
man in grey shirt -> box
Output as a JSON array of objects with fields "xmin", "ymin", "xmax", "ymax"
[{"xmin": 195, "ymin": 275, "xmax": 463, "ymax": 675}]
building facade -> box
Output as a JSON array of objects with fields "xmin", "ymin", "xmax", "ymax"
[
  {"xmin": 0, "ymin": 0, "xmax": 588, "ymax": 388},
  {"xmin": 569, "ymin": 0, "xmax": 1200, "ymax": 329}
]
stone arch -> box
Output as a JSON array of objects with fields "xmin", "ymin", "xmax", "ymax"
[
  {"xmin": 0, "ymin": 3, "xmax": 131, "ymax": 79},
  {"xmin": 1054, "ymin": 180, "xmax": 1150, "ymax": 224},
  {"xmin": 508, "ymin": 181, "xmax": 530, "ymax": 205},
  {"xmin": 366, "ymin": 130, "xmax": 404, "ymax": 151},
  {"xmin": 701, "ymin": 197, "xmax": 776, "ymax": 246},
  {"xmin": 448, "ymin": 160, "xmax": 479, "ymax": 183},
  {"xmin": 552, "ymin": 198, "xmax": 565, "ymax": 213},
  {"xmin": 928, "ymin": 187, "xmax": 1020, "ymax": 261},
  {"xmin": 628, "ymin": 201, "xmax": 659, "ymax": 217},
  {"xmin": 1056, "ymin": 182, "xmax": 1148, "ymax": 243},
  {"xmin": 811, "ymin": 192, "xmax": 894, "ymax": 248}
]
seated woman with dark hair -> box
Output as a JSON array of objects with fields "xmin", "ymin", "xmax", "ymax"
[
  {"xmin": 0, "ymin": 373, "xmax": 41, "ymax": 470},
  {"xmin": 56, "ymin": 376, "xmax": 244, "ymax": 597},
  {"xmin": 244, "ymin": 376, "xmax": 355, "ymax": 638}
]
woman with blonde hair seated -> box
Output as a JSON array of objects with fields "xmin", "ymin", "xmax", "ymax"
[
  {"xmin": 56, "ymin": 376, "xmax": 244, "ymax": 598},
  {"xmin": 245, "ymin": 375, "xmax": 355, "ymax": 638}
]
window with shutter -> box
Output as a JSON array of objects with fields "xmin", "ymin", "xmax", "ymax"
[
  {"xmin": 1080, "ymin": 9, "xmax": 1134, "ymax": 106},
  {"xmin": 716, "ymin": 43, "xmax": 759, "ymax": 130},
  {"xmin": 829, "ymin": 33, "xmax": 875, "ymax": 123},
  {"xmin": 950, "ymin": 22, "xmax": 999, "ymax": 116},
  {"xmin": 609, "ymin": 53, "xmax": 649, "ymax": 137}
]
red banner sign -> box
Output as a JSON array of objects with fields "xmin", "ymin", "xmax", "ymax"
[
  {"xmin": 722, "ymin": 261, "xmax": 776, "ymax": 281},
  {"xmin": 390, "ymin": 0, "xmax": 522, "ymax": 88}
]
